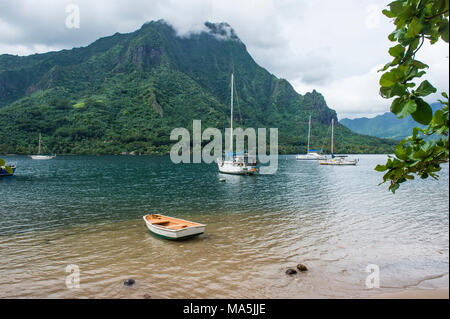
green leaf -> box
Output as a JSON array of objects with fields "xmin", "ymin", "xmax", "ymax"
[
  {"xmin": 388, "ymin": 44, "xmax": 405, "ymax": 58},
  {"xmin": 412, "ymin": 60, "xmax": 429, "ymax": 69},
  {"xmin": 380, "ymin": 87, "xmax": 392, "ymax": 99},
  {"xmin": 5, "ymin": 166, "xmax": 13, "ymax": 174},
  {"xmin": 381, "ymin": 83, "xmax": 408, "ymax": 98},
  {"xmin": 389, "ymin": 28, "xmax": 407, "ymax": 42},
  {"xmin": 382, "ymin": 9, "xmax": 395, "ymax": 18},
  {"xmin": 379, "ymin": 61, "xmax": 393, "ymax": 72},
  {"xmin": 395, "ymin": 144, "xmax": 408, "ymax": 160},
  {"xmin": 406, "ymin": 17, "xmax": 422, "ymax": 38},
  {"xmin": 389, "ymin": 1, "xmax": 405, "ymax": 15},
  {"xmin": 431, "ymin": 109, "xmax": 445, "ymax": 126},
  {"xmin": 391, "ymin": 97, "xmax": 405, "ymax": 114},
  {"xmin": 0, "ymin": 158, "xmax": 5, "ymax": 166},
  {"xmin": 375, "ymin": 164, "xmax": 387, "ymax": 172},
  {"xmin": 411, "ymin": 99, "xmax": 432, "ymax": 125},
  {"xmin": 412, "ymin": 149, "xmax": 427, "ymax": 159},
  {"xmin": 380, "ymin": 71, "xmax": 398, "ymax": 87},
  {"xmin": 390, "ymin": 183, "xmax": 400, "ymax": 193},
  {"xmin": 415, "ymin": 80, "xmax": 437, "ymax": 97},
  {"xmin": 398, "ymin": 99, "xmax": 417, "ymax": 118},
  {"xmin": 439, "ymin": 20, "xmax": 449, "ymax": 43}
]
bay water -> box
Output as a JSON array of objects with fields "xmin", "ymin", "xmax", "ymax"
[{"xmin": 0, "ymin": 155, "xmax": 448, "ymax": 298}]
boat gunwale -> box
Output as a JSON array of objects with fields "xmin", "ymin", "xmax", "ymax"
[{"xmin": 142, "ymin": 214, "xmax": 206, "ymax": 232}]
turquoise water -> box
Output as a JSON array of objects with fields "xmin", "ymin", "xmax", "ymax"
[{"xmin": 0, "ymin": 155, "xmax": 448, "ymax": 298}]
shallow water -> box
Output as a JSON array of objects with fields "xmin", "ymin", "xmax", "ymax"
[{"xmin": 0, "ymin": 155, "xmax": 448, "ymax": 298}]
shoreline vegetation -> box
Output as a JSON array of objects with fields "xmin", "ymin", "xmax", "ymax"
[
  {"xmin": 0, "ymin": 152, "xmax": 397, "ymax": 158},
  {"xmin": 0, "ymin": 21, "xmax": 397, "ymax": 157}
]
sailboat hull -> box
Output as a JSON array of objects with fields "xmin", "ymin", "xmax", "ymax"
[
  {"xmin": 30, "ymin": 155, "xmax": 55, "ymax": 160},
  {"xmin": 319, "ymin": 158, "xmax": 358, "ymax": 165},
  {"xmin": 217, "ymin": 160, "xmax": 258, "ymax": 175},
  {"xmin": 296, "ymin": 153, "xmax": 327, "ymax": 160}
]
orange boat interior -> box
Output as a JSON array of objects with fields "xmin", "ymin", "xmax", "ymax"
[{"xmin": 145, "ymin": 214, "xmax": 201, "ymax": 230}]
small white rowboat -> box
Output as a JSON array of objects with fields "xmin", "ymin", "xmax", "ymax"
[{"xmin": 143, "ymin": 214, "xmax": 206, "ymax": 240}]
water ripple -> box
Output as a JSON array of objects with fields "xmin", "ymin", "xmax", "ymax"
[{"xmin": 0, "ymin": 155, "xmax": 448, "ymax": 298}]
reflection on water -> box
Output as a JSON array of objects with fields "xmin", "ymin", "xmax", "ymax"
[{"xmin": 0, "ymin": 155, "xmax": 448, "ymax": 298}]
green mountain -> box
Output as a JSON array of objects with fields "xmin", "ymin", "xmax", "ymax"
[
  {"xmin": 340, "ymin": 103, "xmax": 442, "ymax": 140},
  {"xmin": 0, "ymin": 20, "xmax": 396, "ymax": 155}
]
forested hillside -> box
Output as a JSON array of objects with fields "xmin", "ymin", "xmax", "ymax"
[{"xmin": 0, "ymin": 20, "xmax": 396, "ymax": 155}]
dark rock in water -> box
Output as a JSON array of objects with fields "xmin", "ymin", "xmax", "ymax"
[
  {"xmin": 285, "ymin": 268, "xmax": 297, "ymax": 275},
  {"xmin": 124, "ymin": 279, "xmax": 135, "ymax": 286},
  {"xmin": 297, "ymin": 264, "xmax": 308, "ymax": 272},
  {"xmin": 144, "ymin": 293, "xmax": 152, "ymax": 299}
]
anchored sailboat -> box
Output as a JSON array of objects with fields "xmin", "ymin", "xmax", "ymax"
[
  {"xmin": 30, "ymin": 133, "xmax": 56, "ymax": 160},
  {"xmin": 296, "ymin": 115, "xmax": 327, "ymax": 160},
  {"xmin": 319, "ymin": 119, "xmax": 358, "ymax": 166},
  {"xmin": 216, "ymin": 74, "xmax": 258, "ymax": 175}
]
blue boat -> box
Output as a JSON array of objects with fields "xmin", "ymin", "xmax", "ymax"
[{"xmin": 0, "ymin": 158, "xmax": 16, "ymax": 177}]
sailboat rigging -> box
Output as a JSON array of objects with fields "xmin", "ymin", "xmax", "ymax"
[
  {"xmin": 296, "ymin": 115, "xmax": 327, "ymax": 160},
  {"xmin": 30, "ymin": 133, "xmax": 56, "ymax": 160},
  {"xmin": 216, "ymin": 74, "xmax": 258, "ymax": 175},
  {"xmin": 319, "ymin": 119, "xmax": 358, "ymax": 166}
]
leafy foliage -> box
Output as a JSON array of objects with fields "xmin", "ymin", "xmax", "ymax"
[
  {"xmin": 376, "ymin": 0, "xmax": 449, "ymax": 192},
  {"xmin": 0, "ymin": 21, "xmax": 396, "ymax": 155},
  {"xmin": 0, "ymin": 156, "xmax": 14, "ymax": 174}
]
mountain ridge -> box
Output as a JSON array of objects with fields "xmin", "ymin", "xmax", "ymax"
[
  {"xmin": 0, "ymin": 20, "xmax": 396, "ymax": 155},
  {"xmin": 340, "ymin": 103, "xmax": 442, "ymax": 140}
]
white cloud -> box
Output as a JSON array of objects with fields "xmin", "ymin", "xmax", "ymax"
[{"xmin": 0, "ymin": 0, "xmax": 448, "ymax": 119}]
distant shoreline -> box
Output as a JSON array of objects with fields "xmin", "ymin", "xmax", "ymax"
[{"xmin": 0, "ymin": 153, "xmax": 395, "ymax": 156}]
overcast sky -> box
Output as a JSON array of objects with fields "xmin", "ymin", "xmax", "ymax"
[{"xmin": 0, "ymin": 0, "xmax": 448, "ymax": 119}]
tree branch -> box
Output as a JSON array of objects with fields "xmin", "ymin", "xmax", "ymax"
[{"xmin": 425, "ymin": 9, "xmax": 449, "ymax": 20}]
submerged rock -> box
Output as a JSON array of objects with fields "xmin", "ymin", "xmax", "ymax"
[
  {"xmin": 297, "ymin": 264, "xmax": 308, "ymax": 272},
  {"xmin": 285, "ymin": 268, "xmax": 297, "ymax": 275},
  {"xmin": 124, "ymin": 279, "xmax": 135, "ymax": 286}
]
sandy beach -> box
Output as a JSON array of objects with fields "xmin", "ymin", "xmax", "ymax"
[{"xmin": 369, "ymin": 288, "xmax": 449, "ymax": 299}]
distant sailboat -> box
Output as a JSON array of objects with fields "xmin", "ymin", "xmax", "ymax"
[
  {"xmin": 30, "ymin": 133, "xmax": 56, "ymax": 160},
  {"xmin": 216, "ymin": 74, "xmax": 258, "ymax": 175},
  {"xmin": 296, "ymin": 115, "xmax": 327, "ymax": 160},
  {"xmin": 319, "ymin": 119, "xmax": 358, "ymax": 166}
]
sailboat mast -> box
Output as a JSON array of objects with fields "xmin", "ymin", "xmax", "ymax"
[
  {"xmin": 307, "ymin": 115, "xmax": 311, "ymax": 153},
  {"xmin": 38, "ymin": 133, "xmax": 41, "ymax": 155},
  {"xmin": 331, "ymin": 119, "xmax": 334, "ymax": 155},
  {"xmin": 230, "ymin": 73, "xmax": 234, "ymax": 154}
]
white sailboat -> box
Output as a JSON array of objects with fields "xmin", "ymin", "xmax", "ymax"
[
  {"xmin": 319, "ymin": 119, "xmax": 358, "ymax": 166},
  {"xmin": 216, "ymin": 74, "xmax": 258, "ymax": 175},
  {"xmin": 30, "ymin": 133, "xmax": 56, "ymax": 160},
  {"xmin": 296, "ymin": 115, "xmax": 327, "ymax": 160}
]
